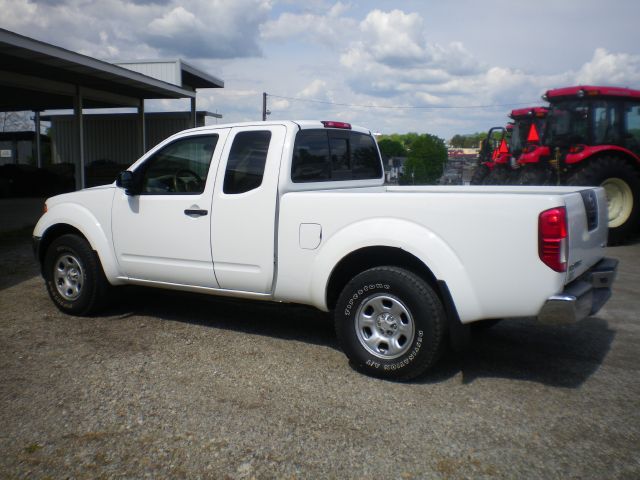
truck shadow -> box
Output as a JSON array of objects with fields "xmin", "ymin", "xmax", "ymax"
[
  {"xmin": 0, "ymin": 228, "xmax": 40, "ymax": 291},
  {"xmin": 105, "ymin": 286, "xmax": 338, "ymax": 349},
  {"xmin": 107, "ymin": 288, "xmax": 615, "ymax": 389},
  {"xmin": 424, "ymin": 317, "xmax": 615, "ymax": 388}
]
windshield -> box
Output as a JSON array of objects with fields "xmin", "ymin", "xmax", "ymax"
[{"xmin": 545, "ymin": 100, "xmax": 589, "ymax": 146}]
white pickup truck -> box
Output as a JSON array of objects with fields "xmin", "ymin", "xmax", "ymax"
[{"xmin": 33, "ymin": 120, "xmax": 617, "ymax": 380}]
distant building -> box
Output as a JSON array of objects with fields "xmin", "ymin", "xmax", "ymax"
[
  {"xmin": 383, "ymin": 156, "xmax": 407, "ymax": 184},
  {"xmin": 440, "ymin": 147, "xmax": 480, "ymax": 185}
]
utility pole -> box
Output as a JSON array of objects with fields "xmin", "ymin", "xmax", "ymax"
[{"xmin": 262, "ymin": 92, "xmax": 271, "ymax": 121}]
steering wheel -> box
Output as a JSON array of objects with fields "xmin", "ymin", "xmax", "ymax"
[{"xmin": 173, "ymin": 168, "xmax": 203, "ymax": 192}]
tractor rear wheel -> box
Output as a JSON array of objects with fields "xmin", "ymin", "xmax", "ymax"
[
  {"xmin": 513, "ymin": 165, "xmax": 554, "ymax": 186},
  {"xmin": 470, "ymin": 164, "xmax": 490, "ymax": 185},
  {"xmin": 483, "ymin": 165, "xmax": 513, "ymax": 185},
  {"xmin": 566, "ymin": 156, "xmax": 640, "ymax": 245}
]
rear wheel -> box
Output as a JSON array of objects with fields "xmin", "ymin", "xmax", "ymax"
[
  {"xmin": 470, "ymin": 164, "xmax": 490, "ymax": 185},
  {"xmin": 334, "ymin": 267, "xmax": 446, "ymax": 381},
  {"xmin": 513, "ymin": 165, "xmax": 554, "ymax": 186},
  {"xmin": 566, "ymin": 156, "xmax": 640, "ymax": 245},
  {"xmin": 483, "ymin": 165, "xmax": 513, "ymax": 185},
  {"xmin": 44, "ymin": 234, "xmax": 109, "ymax": 315}
]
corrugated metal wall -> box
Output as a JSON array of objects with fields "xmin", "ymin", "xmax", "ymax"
[
  {"xmin": 49, "ymin": 113, "xmax": 204, "ymax": 167},
  {"xmin": 116, "ymin": 61, "xmax": 181, "ymax": 86}
]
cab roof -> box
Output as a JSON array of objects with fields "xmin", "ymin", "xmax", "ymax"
[
  {"xmin": 544, "ymin": 85, "xmax": 640, "ymax": 101},
  {"xmin": 510, "ymin": 106, "xmax": 549, "ymax": 119}
]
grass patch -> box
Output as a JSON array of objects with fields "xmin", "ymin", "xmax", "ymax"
[{"xmin": 24, "ymin": 443, "xmax": 43, "ymax": 454}]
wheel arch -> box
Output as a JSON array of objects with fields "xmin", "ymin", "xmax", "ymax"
[
  {"xmin": 37, "ymin": 223, "xmax": 85, "ymax": 270},
  {"xmin": 35, "ymin": 203, "xmax": 122, "ymax": 284},
  {"xmin": 325, "ymin": 246, "xmax": 439, "ymax": 311},
  {"xmin": 308, "ymin": 218, "xmax": 481, "ymax": 321},
  {"xmin": 326, "ymin": 246, "xmax": 471, "ymax": 354}
]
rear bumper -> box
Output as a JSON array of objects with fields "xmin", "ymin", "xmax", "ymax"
[{"xmin": 537, "ymin": 257, "xmax": 618, "ymax": 325}]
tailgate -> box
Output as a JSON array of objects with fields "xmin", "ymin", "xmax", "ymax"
[{"xmin": 565, "ymin": 187, "xmax": 609, "ymax": 283}]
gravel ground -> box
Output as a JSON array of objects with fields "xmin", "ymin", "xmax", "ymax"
[{"xmin": 1, "ymin": 228, "xmax": 639, "ymax": 479}]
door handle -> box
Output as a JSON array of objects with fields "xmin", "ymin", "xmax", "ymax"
[{"xmin": 184, "ymin": 209, "xmax": 208, "ymax": 217}]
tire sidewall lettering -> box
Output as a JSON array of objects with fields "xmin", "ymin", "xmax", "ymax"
[
  {"xmin": 344, "ymin": 282, "xmax": 391, "ymax": 317},
  {"xmin": 383, "ymin": 329, "xmax": 424, "ymax": 371}
]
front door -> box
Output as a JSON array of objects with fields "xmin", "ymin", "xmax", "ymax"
[{"xmin": 112, "ymin": 130, "xmax": 228, "ymax": 287}]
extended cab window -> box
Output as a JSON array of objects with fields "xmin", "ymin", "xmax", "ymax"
[
  {"xmin": 223, "ymin": 131, "xmax": 272, "ymax": 194},
  {"xmin": 292, "ymin": 129, "xmax": 382, "ymax": 182},
  {"xmin": 139, "ymin": 135, "xmax": 218, "ymax": 194}
]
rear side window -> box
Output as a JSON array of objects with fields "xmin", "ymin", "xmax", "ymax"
[
  {"xmin": 292, "ymin": 129, "xmax": 382, "ymax": 182},
  {"xmin": 223, "ymin": 131, "xmax": 272, "ymax": 194}
]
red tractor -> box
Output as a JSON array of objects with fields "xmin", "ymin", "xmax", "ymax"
[
  {"xmin": 516, "ymin": 85, "xmax": 640, "ymax": 244},
  {"xmin": 469, "ymin": 126, "xmax": 508, "ymax": 185},
  {"xmin": 484, "ymin": 107, "xmax": 548, "ymax": 184}
]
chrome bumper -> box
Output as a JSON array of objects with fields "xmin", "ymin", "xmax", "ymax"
[{"xmin": 538, "ymin": 258, "xmax": 618, "ymax": 325}]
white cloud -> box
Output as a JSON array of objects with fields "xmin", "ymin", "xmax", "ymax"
[
  {"xmin": 575, "ymin": 48, "xmax": 640, "ymax": 85},
  {"xmin": 299, "ymin": 79, "xmax": 329, "ymax": 99},
  {"xmin": 143, "ymin": 0, "xmax": 272, "ymax": 58},
  {"xmin": 359, "ymin": 9, "xmax": 426, "ymax": 67},
  {"xmin": 260, "ymin": 1, "xmax": 356, "ymax": 44},
  {"xmin": 147, "ymin": 6, "xmax": 200, "ymax": 37},
  {"xmin": 0, "ymin": 0, "xmax": 271, "ymax": 60}
]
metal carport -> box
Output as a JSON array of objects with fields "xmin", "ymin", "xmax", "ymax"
[{"xmin": 0, "ymin": 28, "xmax": 224, "ymax": 189}]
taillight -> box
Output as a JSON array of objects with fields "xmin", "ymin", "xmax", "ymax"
[
  {"xmin": 321, "ymin": 121, "xmax": 351, "ymax": 129},
  {"xmin": 539, "ymin": 207, "xmax": 568, "ymax": 272}
]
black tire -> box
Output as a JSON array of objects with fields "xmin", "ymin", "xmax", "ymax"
[
  {"xmin": 483, "ymin": 165, "xmax": 513, "ymax": 185},
  {"xmin": 566, "ymin": 156, "xmax": 640, "ymax": 245},
  {"xmin": 470, "ymin": 164, "xmax": 490, "ymax": 185},
  {"xmin": 513, "ymin": 165, "xmax": 554, "ymax": 186},
  {"xmin": 334, "ymin": 267, "xmax": 446, "ymax": 381},
  {"xmin": 43, "ymin": 234, "xmax": 109, "ymax": 316}
]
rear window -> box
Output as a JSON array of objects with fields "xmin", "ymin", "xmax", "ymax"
[{"xmin": 292, "ymin": 129, "xmax": 382, "ymax": 183}]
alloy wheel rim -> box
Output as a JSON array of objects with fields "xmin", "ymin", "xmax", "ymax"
[
  {"xmin": 355, "ymin": 294, "xmax": 415, "ymax": 360},
  {"xmin": 53, "ymin": 253, "xmax": 84, "ymax": 301}
]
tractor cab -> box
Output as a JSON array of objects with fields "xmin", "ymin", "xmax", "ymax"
[
  {"xmin": 469, "ymin": 126, "xmax": 507, "ymax": 184},
  {"xmin": 543, "ymin": 86, "xmax": 640, "ymax": 158},
  {"xmin": 510, "ymin": 107, "xmax": 548, "ymax": 160},
  {"xmin": 481, "ymin": 107, "xmax": 548, "ymax": 185}
]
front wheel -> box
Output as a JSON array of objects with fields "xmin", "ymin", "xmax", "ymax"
[
  {"xmin": 334, "ymin": 267, "xmax": 446, "ymax": 381},
  {"xmin": 43, "ymin": 234, "xmax": 109, "ymax": 316}
]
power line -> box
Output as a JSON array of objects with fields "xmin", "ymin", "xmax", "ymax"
[{"xmin": 266, "ymin": 93, "xmax": 539, "ymax": 110}]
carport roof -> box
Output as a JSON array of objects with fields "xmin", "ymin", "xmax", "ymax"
[{"xmin": 0, "ymin": 28, "xmax": 223, "ymax": 111}]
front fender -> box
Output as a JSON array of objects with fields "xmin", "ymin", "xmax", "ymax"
[
  {"xmin": 34, "ymin": 194, "xmax": 122, "ymax": 285},
  {"xmin": 308, "ymin": 218, "xmax": 482, "ymax": 320}
]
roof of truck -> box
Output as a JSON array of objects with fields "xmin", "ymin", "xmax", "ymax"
[{"xmin": 181, "ymin": 120, "xmax": 372, "ymax": 136}]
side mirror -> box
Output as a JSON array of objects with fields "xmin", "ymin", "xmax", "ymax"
[{"xmin": 116, "ymin": 170, "xmax": 139, "ymax": 196}]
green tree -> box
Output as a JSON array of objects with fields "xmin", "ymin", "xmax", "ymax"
[
  {"xmin": 450, "ymin": 134, "xmax": 465, "ymax": 148},
  {"xmin": 400, "ymin": 134, "xmax": 447, "ymax": 185},
  {"xmin": 377, "ymin": 138, "xmax": 407, "ymax": 158}
]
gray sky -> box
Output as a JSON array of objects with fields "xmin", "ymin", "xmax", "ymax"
[{"xmin": 3, "ymin": 0, "xmax": 640, "ymax": 140}]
